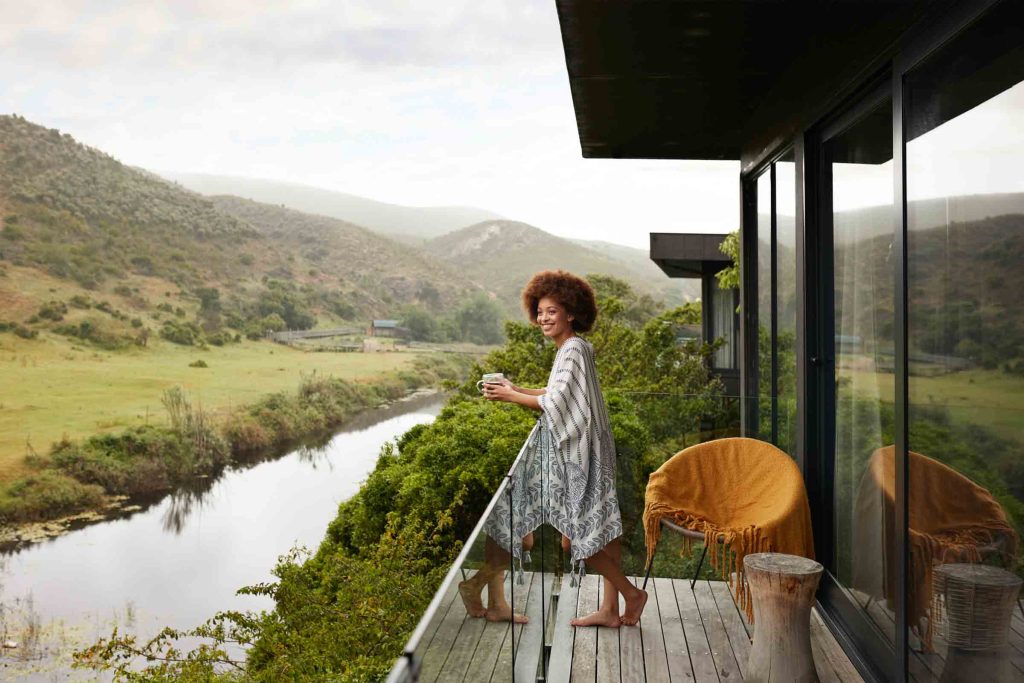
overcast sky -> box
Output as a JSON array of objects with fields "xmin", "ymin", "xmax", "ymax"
[{"xmin": 0, "ymin": 0, "xmax": 739, "ymax": 250}]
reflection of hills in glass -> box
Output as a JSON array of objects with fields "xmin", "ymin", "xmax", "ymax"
[
  {"xmin": 831, "ymin": 191, "xmax": 1024, "ymax": 245},
  {"xmin": 833, "ymin": 205, "xmax": 1024, "ymax": 370}
]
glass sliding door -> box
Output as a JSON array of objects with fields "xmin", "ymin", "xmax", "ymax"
[
  {"xmin": 823, "ymin": 90, "xmax": 899, "ymax": 657},
  {"xmin": 903, "ymin": 3, "xmax": 1024, "ymax": 680},
  {"xmin": 752, "ymin": 155, "xmax": 797, "ymax": 456},
  {"xmin": 757, "ymin": 171, "xmax": 774, "ymax": 441},
  {"xmin": 776, "ymin": 151, "xmax": 798, "ymax": 455}
]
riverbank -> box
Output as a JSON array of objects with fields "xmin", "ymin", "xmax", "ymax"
[
  {"xmin": 0, "ymin": 331, "xmax": 476, "ymax": 482},
  {"xmin": 0, "ymin": 353, "xmax": 471, "ymax": 539}
]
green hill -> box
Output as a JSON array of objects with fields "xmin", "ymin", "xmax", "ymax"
[
  {"xmin": 0, "ymin": 115, "xmax": 480, "ymax": 335},
  {"xmin": 425, "ymin": 220, "xmax": 698, "ymax": 313}
]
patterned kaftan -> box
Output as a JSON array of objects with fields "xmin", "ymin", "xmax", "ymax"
[{"xmin": 484, "ymin": 336, "xmax": 622, "ymax": 571}]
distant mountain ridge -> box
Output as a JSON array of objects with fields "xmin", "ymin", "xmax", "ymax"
[
  {"xmin": 425, "ymin": 220, "xmax": 699, "ymax": 311},
  {"xmin": 158, "ymin": 172, "xmax": 503, "ymax": 243},
  {"xmin": 0, "ymin": 115, "xmax": 478, "ymax": 320}
]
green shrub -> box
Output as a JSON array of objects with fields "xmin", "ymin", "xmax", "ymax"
[
  {"xmin": 17, "ymin": 325, "xmax": 38, "ymax": 339},
  {"xmin": 54, "ymin": 316, "xmax": 133, "ymax": 349},
  {"xmin": 0, "ymin": 471, "xmax": 105, "ymax": 524},
  {"xmin": 189, "ymin": 359, "xmax": 209, "ymax": 368},
  {"xmin": 160, "ymin": 319, "xmax": 202, "ymax": 346},
  {"xmin": 37, "ymin": 299, "xmax": 68, "ymax": 321},
  {"xmin": 69, "ymin": 294, "xmax": 92, "ymax": 309}
]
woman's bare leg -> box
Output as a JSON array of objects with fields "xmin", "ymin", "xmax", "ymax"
[
  {"xmin": 459, "ymin": 535, "xmax": 528, "ymax": 623},
  {"xmin": 570, "ymin": 538, "xmax": 647, "ymax": 627}
]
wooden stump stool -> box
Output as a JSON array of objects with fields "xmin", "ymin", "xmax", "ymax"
[
  {"xmin": 934, "ymin": 563, "xmax": 1022, "ymax": 683},
  {"xmin": 744, "ymin": 552, "xmax": 824, "ymax": 683}
]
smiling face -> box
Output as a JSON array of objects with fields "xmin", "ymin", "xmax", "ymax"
[{"xmin": 536, "ymin": 296, "xmax": 575, "ymax": 344}]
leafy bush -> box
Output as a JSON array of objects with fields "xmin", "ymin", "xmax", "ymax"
[
  {"xmin": 0, "ymin": 470, "xmax": 105, "ymax": 524},
  {"xmin": 54, "ymin": 316, "xmax": 133, "ymax": 349},
  {"xmin": 69, "ymin": 294, "xmax": 92, "ymax": 309},
  {"xmin": 1, "ymin": 322, "xmax": 39, "ymax": 339},
  {"xmin": 160, "ymin": 319, "xmax": 203, "ymax": 346},
  {"xmin": 37, "ymin": 299, "xmax": 68, "ymax": 321},
  {"xmin": 189, "ymin": 359, "xmax": 209, "ymax": 368}
]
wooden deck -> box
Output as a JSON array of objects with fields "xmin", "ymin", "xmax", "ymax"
[{"xmin": 417, "ymin": 572, "xmax": 863, "ymax": 682}]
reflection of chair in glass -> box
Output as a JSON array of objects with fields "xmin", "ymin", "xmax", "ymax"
[
  {"xmin": 852, "ymin": 446, "xmax": 1019, "ymax": 650},
  {"xmin": 934, "ymin": 563, "xmax": 1022, "ymax": 682},
  {"xmin": 642, "ymin": 437, "xmax": 815, "ymax": 619}
]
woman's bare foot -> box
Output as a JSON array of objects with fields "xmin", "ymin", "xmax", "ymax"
[
  {"xmin": 571, "ymin": 610, "xmax": 621, "ymax": 628},
  {"xmin": 485, "ymin": 604, "xmax": 529, "ymax": 624},
  {"xmin": 459, "ymin": 580, "xmax": 487, "ymax": 618},
  {"xmin": 620, "ymin": 589, "xmax": 648, "ymax": 626}
]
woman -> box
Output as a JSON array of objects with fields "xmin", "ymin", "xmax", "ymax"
[{"xmin": 461, "ymin": 270, "xmax": 646, "ymax": 628}]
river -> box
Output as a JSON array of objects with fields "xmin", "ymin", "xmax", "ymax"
[{"xmin": 0, "ymin": 393, "xmax": 445, "ymax": 680}]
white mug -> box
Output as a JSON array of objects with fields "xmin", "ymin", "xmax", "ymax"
[{"xmin": 476, "ymin": 372, "xmax": 505, "ymax": 393}]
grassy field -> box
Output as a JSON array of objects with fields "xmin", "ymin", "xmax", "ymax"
[
  {"xmin": 844, "ymin": 363, "xmax": 1024, "ymax": 443},
  {"xmin": 0, "ymin": 332, "xmax": 423, "ymax": 482}
]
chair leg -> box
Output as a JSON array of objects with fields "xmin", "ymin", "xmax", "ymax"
[
  {"xmin": 642, "ymin": 554, "xmax": 654, "ymax": 591},
  {"xmin": 691, "ymin": 543, "xmax": 709, "ymax": 591}
]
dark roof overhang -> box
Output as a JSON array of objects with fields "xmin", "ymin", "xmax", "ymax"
[
  {"xmin": 555, "ymin": 0, "xmax": 935, "ymax": 162},
  {"xmin": 650, "ymin": 232, "xmax": 731, "ymax": 278}
]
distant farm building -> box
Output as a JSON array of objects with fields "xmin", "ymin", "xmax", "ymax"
[{"xmin": 368, "ymin": 319, "xmax": 408, "ymax": 338}]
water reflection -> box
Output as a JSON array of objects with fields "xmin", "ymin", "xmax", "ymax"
[{"xmin": 0, "ymin": 395, "xmax": 444, "ymax": 682}]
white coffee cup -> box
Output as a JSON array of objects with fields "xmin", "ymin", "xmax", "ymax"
[{"xmin": 476, "ymin": 372, "xmax": 505, "ymax": 393}]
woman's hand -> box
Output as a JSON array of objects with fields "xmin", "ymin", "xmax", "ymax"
[{"xmin": 482, "ymin": 382, "xmax": 517, "ymax": 402}]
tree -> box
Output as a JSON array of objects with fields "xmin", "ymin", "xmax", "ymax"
[
  {"xmin": 453, "ymin": 294, "xmax": 504, "ymax": 345},
  {"xmin": 715, "ymin": 231, "xmax": 740, "ymax": 291},
  {"xmin": 401, "ymin": 306, "xmax": 439, "ymax": 342}
]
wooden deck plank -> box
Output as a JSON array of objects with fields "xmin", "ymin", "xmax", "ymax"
[
  {"xmin": 809, "ymin": 614, "xmax": 841, "ymax": 683},
  {"xmin": 620, "ymin": 580, "xmax": 645, "ymax": 683},
  {"xmin": 707, "ymin": 580, "xmax": 750, "ymax": 678},
  {"xmin": 692, "ymin": 581, "xmax": 741, "ymax": 682},
  {"xmin": 436, "ymin": 610, "xmax": 487, "ymax": 682},
  {"xmin": 548, "ymin": 577, "xmax": 580, "ymax": 683},
  {"xmin": 811, "ymin": 609, "xmax": 864, "ymax": 683},
  {"xmin": 490, "ymin": 571, "xmax": 536, "ymax": 683},
  {"xmin": 640, "ymin": 575, "xmax": 671, "ymax": 683},
  {"xmin": 419, "ymin": 578, "xmax": 467, "ymax": 683},
  {"xmin": 462, "ymin": 619, "xmax": 510, "ymax": 683},
  {"xmin": 672, "ymin": 580, "xmax": 720, "ymax": 683},
  {"xmin": 596, "ymin": 577, "xmax": 620, "ymax": 683},
  {"xmin": 515, "ymin": 572, "xmax": 554, "ymax": 683},
  {"xmin": 570, "ymin": 573, "xmax": 600, "ymax": 683},
  {"xmin": 652, "ymin": 577, "xmax": 695, "ymax": 683}
]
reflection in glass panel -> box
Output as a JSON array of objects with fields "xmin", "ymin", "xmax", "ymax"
[
  {"xmin": 776, "ymin": 152, "xmax": 797, "ymax": 455},
  {"xmin": 827, "ymin": 97, "xmax": 896, "ymax": 645},
  {"xmin": 757, "ymin": 171, "xmax": 773, "ymax": 440},
  {"xmin": 906, "ymin": 6, "xmax": 1024, "ymax": 679},
  {"xmin": 711, "ymin": 275, "xmax": 737, "ymax": 370}
]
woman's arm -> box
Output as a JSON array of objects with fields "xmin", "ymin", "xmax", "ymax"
[
  {"xmin": 512, "ymin": 386, "xmax": 546, "ymax": 396},
  {"xmin": 483, "ymin": 383, "xmax": 542, "ymax": 411}
]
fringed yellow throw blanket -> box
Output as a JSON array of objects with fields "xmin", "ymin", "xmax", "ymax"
[
  {"xmin": 852, "ymin": 446, "xmax": 1018, "ymax": 650},
  {"xmin": 643, "ymin": 437, "xmax": 815, "ymax": 622}
]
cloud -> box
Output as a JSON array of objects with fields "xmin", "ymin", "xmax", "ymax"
[{"xmin": 0, "ymin": 0, "xmax": 739, "ymax": 250}]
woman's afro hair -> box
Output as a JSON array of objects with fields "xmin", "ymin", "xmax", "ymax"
[{"xmin": 521, "ymin": 270, "xmax": 597, "ymax": 333}]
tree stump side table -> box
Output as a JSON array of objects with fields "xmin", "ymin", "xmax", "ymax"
[{"xmin": 744, "ymin": 552, "xmax": 824, "ymax": 683}]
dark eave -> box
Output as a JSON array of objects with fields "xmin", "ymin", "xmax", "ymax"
[
  {"xmin": 650, "ymin": 232, "xmax": 730, "ymax": 278},
  {"xmin": 555, "ymin": 0, "xmax": 935, "ymax": 161}
]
